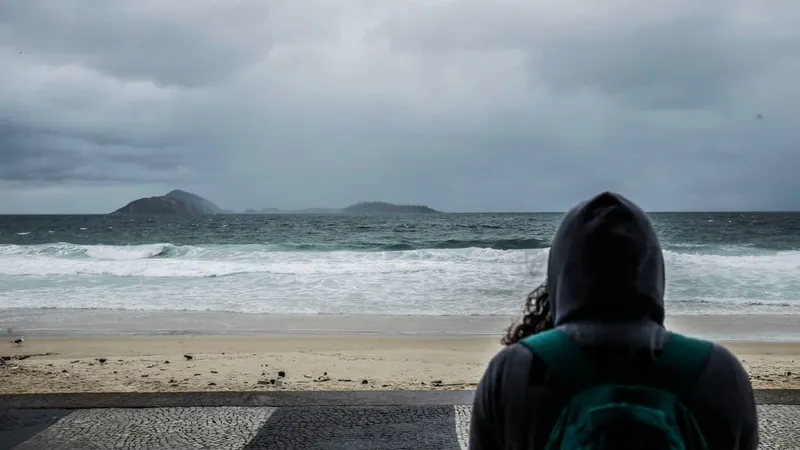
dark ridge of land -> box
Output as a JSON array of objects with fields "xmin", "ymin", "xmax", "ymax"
[
  {"xmin": 110, "ymin": 190, "xmax": 223, "ymax": 216},
  {"xmin": 243, "ymin": 202, "xmax": 440, "ymax": 215}
]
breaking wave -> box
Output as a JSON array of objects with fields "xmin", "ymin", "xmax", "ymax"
[{"xmin": 3, "ymin": 242, "xmax": 800, "ymax": 315}]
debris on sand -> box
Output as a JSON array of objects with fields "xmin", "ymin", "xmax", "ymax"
[
  {"xmin": 9, "ymin": 353, "xmax": 53, "ymax": 361},
  {"xmin": 1, "ymin": 353, "xmax": 54, "ymax": 361}
]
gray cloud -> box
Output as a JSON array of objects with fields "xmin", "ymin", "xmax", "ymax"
[
  {"xmin": 0, "ymin": 0, "xmax": 799, "ymax": 213},
  {"xmin": 0, "ymin": 121, "xmax": 193, "ymax": 186}
]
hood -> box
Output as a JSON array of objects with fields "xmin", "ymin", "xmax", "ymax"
[{"xmin": 546, "ymin": 192, "xmax": 665, "ymax": 326}]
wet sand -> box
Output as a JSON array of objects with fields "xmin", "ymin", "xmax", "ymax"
[{"xmin": 4, "ymin": 309, "xmax": 800, "ymax": 341}]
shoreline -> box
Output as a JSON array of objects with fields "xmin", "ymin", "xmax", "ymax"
[
  {"xmin": 3, "ymin": 310, "xmax": 799, "ymax": 395},
  {"xmin": 2, "ymin": 334, "xmax": 799, "ymax": 395},
  {"xmin": 2, "ymin": 309, "xmax": 800, "ymax": 341}
]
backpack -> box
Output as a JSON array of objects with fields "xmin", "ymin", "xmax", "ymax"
[{"xmin": 520, "ymin": 329, "xmax": 712, "ymax": 450}]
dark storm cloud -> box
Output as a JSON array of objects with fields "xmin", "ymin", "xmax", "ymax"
[
  {"xmin": 0, "ymin": 0, "xmax": 799, "ymax": 213},
  {"xmin": 0, "ymin": 122, "xmax": 191, "ymax": 184}
]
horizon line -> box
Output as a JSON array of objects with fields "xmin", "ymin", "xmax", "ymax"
[{"xmin": 3, "ymin": 210, "xmax": 800, "ymax": 216}]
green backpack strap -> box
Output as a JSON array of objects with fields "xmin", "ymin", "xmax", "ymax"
[
  {"xmin": 520, "ymin": 329, "xmax": 595, "ymax": 393},
  {"xmin": 520, "ymin": 329, "xmax": 713, "ymax": 397},
  {"xmin": 650, "ymin": 332, "xmax": 714, "ymax": 398}
]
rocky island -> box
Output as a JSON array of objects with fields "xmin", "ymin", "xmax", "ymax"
[{"xmin": 110, "ymin": 190, "xmax": 223, "ymax": 216}]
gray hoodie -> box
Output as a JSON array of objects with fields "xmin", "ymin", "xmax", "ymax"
[{"xmin": 469, "ymin": 192, "xmax": 758, "ymax": 449}]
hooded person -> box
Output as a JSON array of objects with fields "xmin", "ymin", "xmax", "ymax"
[{"xmin": 469, "ymin": 192, "xmax": 757, "ymax": 450}]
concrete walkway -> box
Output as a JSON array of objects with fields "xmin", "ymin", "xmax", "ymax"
[{"xmin": 1, "ymin": 390, "xmax": 798, "ymax": 450}]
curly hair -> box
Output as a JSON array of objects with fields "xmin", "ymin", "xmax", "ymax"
[{"xmin": 501, "ymin": 281, "xmax": 554, "ymax": 345}]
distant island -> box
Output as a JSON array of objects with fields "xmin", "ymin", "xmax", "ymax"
[
  {"xmin": 342, "ymin": 202, "xmax": 439, "ymax": 214},
  {"xmin": 242, "ymin": 207, "xmax": 341, "ymax": 215},
  {"xmin": 111, "ymin": 191, "xmax": 441, "ymax": 216},
  {"xmin": 242, "ymin": 202, "xmax": 440, "ymax": 215},
  {"xmin": 110, "ymin": 190, "xmax": 223, "ymax": 216}
]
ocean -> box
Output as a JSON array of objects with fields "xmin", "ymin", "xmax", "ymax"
[{"xmin": 2, "ymin": 213, "xmax": 800, "ymax": 317}]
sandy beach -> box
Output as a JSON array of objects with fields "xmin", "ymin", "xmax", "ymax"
[
  {"xmin": 2, "ymin": 333, "xmax": 799, "ymax": 395},
  {"xmin": 2, "ymin": 312, "xmax": 799, "ymax": 394},
  {"xmin": 1, "ymin": 335, "xmax": 500, "ymax": 394}
]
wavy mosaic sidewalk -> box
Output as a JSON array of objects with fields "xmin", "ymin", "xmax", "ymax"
[{"xmin": 1, "ymin": 391, "xmax": 798, "ymax": 449}]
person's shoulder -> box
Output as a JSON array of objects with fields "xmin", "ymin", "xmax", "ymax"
[
  {"xmin": 686, "ymin": 335, "xmax": 748, "ymax": 376},
  {"xmin": 708, "ymin": 341, "xmax": 746, "ymax": 368},
  {"xmin": 669, "ymin": 333, "xmax": 749, "ymax": 388},
  {"xmin": 486, "ymin": 342, "xmax": 533, "ymax": 371},
  {"xmin": 482, "ymin": 341, "xmax": 546, "ymax": 387},
  {"xmin": 685, "ymin": 340, "xmax": 758, "ymax": 449}
]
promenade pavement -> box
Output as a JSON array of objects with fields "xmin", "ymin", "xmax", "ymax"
[{"xmin": 1, "ymin": 390, "xmax": 797, "ymax": 449}]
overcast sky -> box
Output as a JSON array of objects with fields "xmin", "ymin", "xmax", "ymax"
[{"xmin": 1, "ymin": 1, "xmax": 799, "ymax": 213}]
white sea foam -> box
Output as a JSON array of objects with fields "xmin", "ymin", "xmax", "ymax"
[{"xmin": 1, "ymin": 243, "xmax": 800, "ymax": 315}]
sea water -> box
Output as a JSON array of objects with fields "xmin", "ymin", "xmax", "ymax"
[{"xmin": 2, "ymin": 213, "xmax": 800, "ymax": 316}]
